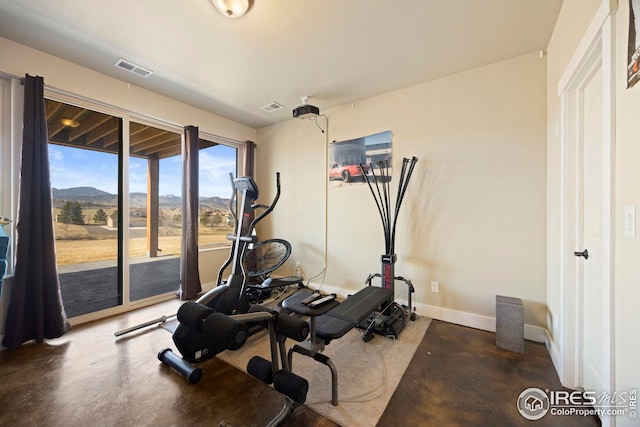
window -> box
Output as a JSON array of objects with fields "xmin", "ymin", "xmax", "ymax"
[
  {"xmin": 198, "ymin": 143, "xmax": 237, "ymax": 248},
  {"xmin": 3, "ymin": 88, "xmax": 241, "ymax": 320}
]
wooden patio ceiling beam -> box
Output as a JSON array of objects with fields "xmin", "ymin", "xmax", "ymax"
[
  {"xmin": 131, "ymin": 135, "xmax": 181, "ymax": 155},
  {"xmin": 67, "ymin": 112, "xmax": 112, "ymax": 142}
]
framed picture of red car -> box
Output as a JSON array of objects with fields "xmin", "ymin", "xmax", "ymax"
[{"xmin": 329, "ymin": 130, "xmax": 392, "ymax": 185}]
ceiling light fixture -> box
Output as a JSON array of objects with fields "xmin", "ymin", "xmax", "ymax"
[
  {"xmin": 60, "ymin": 118, "xmax": 80, "ymax": 128},
  {"xmin": 211, "ymin": 0, "xmax": 252, "ymax": 18}
]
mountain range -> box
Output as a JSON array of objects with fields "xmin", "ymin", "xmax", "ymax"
[{"xmin": 52, "ymin": 186, "xmax": 229, "ymax": 210}]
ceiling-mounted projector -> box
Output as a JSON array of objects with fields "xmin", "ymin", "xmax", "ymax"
[
  {"xmin": 292, "ymin": 95, "xmax": 319, "ymax": 119},
  {"xmin": 292, "ymin": 103, "xmax": 319, "ymax": 119}
]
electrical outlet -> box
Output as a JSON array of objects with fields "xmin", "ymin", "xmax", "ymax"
[{"xmin": 431, "ymin": 281, "xmax": 439, "ymax": 293}]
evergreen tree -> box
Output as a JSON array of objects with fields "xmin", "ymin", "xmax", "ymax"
[
  {"xmin": 58, "ymin": 200, "xmax": 85, "ymax": 225},
  {"xmin": 93, "ymin": 208, "xmax": 108, "ymax": 224}
]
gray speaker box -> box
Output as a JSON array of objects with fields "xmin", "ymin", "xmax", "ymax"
[{"xmin": 496, "ymin": 295, "xmax": 524, "ymax": 353}]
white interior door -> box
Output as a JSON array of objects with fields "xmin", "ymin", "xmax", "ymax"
[
  {"xmin": 557, "ymin": 5, "xmax": 615, "ymax": 425},
  {"xmin": 580, "ymin": 66, "xmax": 605, "ymax": 396}
]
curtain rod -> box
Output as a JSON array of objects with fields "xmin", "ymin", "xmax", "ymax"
[{"xmin": 0, "ymin": 69, "xmax": 246, "ymax": 146}]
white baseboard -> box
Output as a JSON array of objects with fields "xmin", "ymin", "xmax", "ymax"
[
  {"xmin": 545, "ymin": 330, "xmax": 564, "ymax": 383},
  {"xmin": 388, "ymin": 300, "xmax": 547, "ymax": 343},
  {"xmin": 411, "ymin": 301, "xmax": 547, "ymax": 343}
]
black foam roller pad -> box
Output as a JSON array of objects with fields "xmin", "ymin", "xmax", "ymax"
[
  {"xmin": 275, "ymin": 314, "xmax": 309, "ymax": 342},
  {"xmin": 274, "ymin": 370, "xmax": 309, "ymax": 404},
  {"xmin": 157, "ymin": 348, "xmax": 203, "ymax": 384},
  {"xmin": 202, "ymin": 312, "xmax": 249, "ymax": 351},
  {"xmin": 247, "ymin": 356, "xmax": 274, "ymax": 385},
  {"xmin": 177, "ymin": 302, "xmax": 215, "ymax": 330}
]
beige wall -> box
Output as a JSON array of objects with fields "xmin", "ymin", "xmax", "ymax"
[
  {"xmin": 256, "ymin": 51, "xmax": 548, "ymax": 337},
  {"xmin": 614, "ymin": 1, "xmax": 640, "ymax": 424}
]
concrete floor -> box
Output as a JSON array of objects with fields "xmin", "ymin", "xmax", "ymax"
[
  {"xmin": 379, "ymin": 320, "xmax": 601, "ymax": 427},
  {"xmin": 0, "ymin": 300, "xmax": 600, "ymax": 426}
]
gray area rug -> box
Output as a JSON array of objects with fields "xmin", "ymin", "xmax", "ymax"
[{"xmin": 218, "ymin": 314, "xmax": 431, "ymax": 427}]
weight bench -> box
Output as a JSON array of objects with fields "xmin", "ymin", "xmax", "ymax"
[{"xmin": 282, "ymin": 286, "xmax": 394, "ymax": 405}]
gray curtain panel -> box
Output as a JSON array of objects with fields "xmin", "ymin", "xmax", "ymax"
[{"xmin": 2, "ymin": 74, "xmax": 70, "ymax": 350}]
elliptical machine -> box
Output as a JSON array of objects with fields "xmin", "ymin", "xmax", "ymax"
[
  {"xmin": 169, "ymin": 172, "xmax": 285, "ymax": 363},
  {"xmin": 114, "ymin": 172, "xmax": 296, "ymax": 339},
  {"xmin": 158, "ymin": 173, "xmax": 312, "ymax": 425}
]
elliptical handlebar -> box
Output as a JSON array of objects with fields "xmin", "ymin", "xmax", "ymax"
[{"xmin": 248, "ymin": 172, "xmax": 281, "ymax": 232}]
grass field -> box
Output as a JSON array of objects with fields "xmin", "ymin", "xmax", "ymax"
[{"xmin": 54, "ymin": 222, "xmax": 233, "ymax": 266}]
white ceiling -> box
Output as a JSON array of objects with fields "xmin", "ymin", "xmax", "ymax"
[{"xmin": 0, "ymin": 0, "xmax": 562, "ymax": 129}]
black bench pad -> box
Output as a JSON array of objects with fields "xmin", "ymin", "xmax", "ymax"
[{"xmin": 316, "ymin": 287, "xmax": 393, "ymax": 340}]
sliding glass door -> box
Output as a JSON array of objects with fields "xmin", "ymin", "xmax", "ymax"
[
  {"xmin": 46, "ymin": 99, "xmax": 122, "ymax": 317},
  {"xmin": 128, "ymin": 121, "xmax": 182, "ymax": 301},
  {"xmin": 47, "ymin": 100, "xmax": 187, "ymax": 316},
  {"xmin": 46, "ymin": 97, "xmax": 241, "ymax": 319}
]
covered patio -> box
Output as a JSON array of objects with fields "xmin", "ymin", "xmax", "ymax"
[{"xmin": 58, "ymin": 256, "xmax": 180, "ymax": 318}]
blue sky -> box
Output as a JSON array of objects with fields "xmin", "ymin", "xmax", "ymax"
[{"xmin": 49, "ymin": 144, "xmax": 237, "ymax": 198}]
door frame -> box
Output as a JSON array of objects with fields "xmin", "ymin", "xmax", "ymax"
[{"xmin": 557, "ymin": 0, "xmax": 616, "ymax": 415}]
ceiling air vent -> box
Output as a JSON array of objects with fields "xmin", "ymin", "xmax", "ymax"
[
  {"xmin": 260, "ymin": 102, "xmax": 284, "ymax": 112},
  {"xmin": 114, "ymin": 58, "xmax": 153, "ymax": 78}
]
